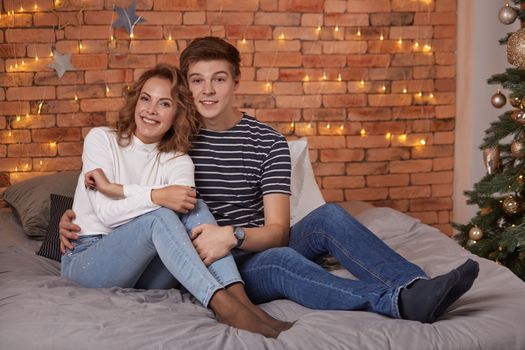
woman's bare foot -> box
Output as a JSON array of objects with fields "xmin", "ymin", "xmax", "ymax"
[
  {"xmin": 226, "ymin": 283, "xmax": 294, "ymax": 333},
  {"xmin": 209, "ymin": 290, "xmax": 279, "ymax": 338}
]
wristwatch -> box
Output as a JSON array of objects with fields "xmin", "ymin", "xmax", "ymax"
[{"xmin": 232, "ymin": 226, "xmax": 245, "ymax": 248}]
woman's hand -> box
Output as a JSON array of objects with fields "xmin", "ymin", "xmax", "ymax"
[
  {"xmin": 151, "ymin": 185, "xmax": 197, "ymax": 213},
  {"xmin": 59, "ymin": 209, "xmax": 80, "ymax": 253},
  {"xmin": 85, "ymin": 168, "xmax": 122, "ymax": 199}
]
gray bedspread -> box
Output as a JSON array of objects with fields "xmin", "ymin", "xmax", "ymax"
[{"xmin": 1, "ymin": 206, "xmax": 525, "ymax": 350}]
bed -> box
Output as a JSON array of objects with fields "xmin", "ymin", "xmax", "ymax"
[{"xmin": 2, "ymin": 137, "xmax": 525, "ymax": 349}]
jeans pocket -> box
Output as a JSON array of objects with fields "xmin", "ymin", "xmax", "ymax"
[{"xmin": 70, "ymin": 235, "xmax": 104, "ymax": 255}]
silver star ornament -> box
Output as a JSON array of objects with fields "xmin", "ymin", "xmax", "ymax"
[
  {"xmin": 48, "ymin": 49, "xmax": 75, "ymax": 78},
  {"xmin": 112, "ymin": 0, "xmax": 145, "ymax": 35}
]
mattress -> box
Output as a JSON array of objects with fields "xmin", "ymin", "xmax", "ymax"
[{"xmin": 1, "ymin": 204, "xmax": 525, "ymax": 350}]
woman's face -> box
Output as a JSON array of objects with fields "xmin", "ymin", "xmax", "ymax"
[{"xmin": 134, "ymin": 76, "xmax": 177, "ymax": 144}]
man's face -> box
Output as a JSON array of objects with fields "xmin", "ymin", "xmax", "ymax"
[{"xmin": 187, "ymin": 59, "xmax": 238, "ymax": 125}]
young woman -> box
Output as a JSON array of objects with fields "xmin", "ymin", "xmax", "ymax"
[{"xmin": 60, "ymin": 64, "xmax": 290, "ymax": 338}]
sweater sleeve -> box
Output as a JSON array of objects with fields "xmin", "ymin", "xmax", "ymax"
[{"xmin": 81, "ymin": 129, "xmax": 160, "ymax": 228}]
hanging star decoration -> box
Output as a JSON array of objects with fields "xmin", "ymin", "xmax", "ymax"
[
  {"xmin": 112, "ymin": 0, "xmax": 145, "ymax": 35},
  {"xmin": 48, "ymin": 49, "xmax": 75, "ymax": 78}
]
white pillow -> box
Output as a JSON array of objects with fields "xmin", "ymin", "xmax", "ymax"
[{"xmin": 288, "ymin": 138, "xmax": 326, "ymax": 226}]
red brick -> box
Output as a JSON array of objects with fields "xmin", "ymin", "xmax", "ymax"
[
  {"xmin": 347, "ymin": 0, "xmax": 391, "ymax": 12},
  {"xmin": 367, "ymin": 148, "xmax": 410, "ymax": 162},
  {"xmin": 0, "ymin": 157, "xmax": 32, "ymax": 171},
  {"xmin": 433, "ymin": 157, "xmax": 454, "ymax": 171},
  {"xmin": 325, "ymin": 1, "xmax": 347, "ymax": 13},
  {"xmin": 312, "ymin": 162, "xmax": 346, "ymax": 176},
  {"xmin": 346, "ymin": 162, "xmax": 388, "ymax": 175},
  {"xmin": 368, "ymin": 94, "xmax": 412, "ymax": 107},
  {"xmin": 432, "ymin": 183, "xmax": 453, "ymax": 197},
  {"xmin": 411, "ymin": 171, "xmax": 453, "ymax": 185},
  {"xmin": 206, "ymin": 0, "xmax": 259, "ymax": 11},
  {"xmin": 8, "ymin": 143, "xmax": 57, "ymax": 157},
  {"xmin": 272, "ymin": 82, "xmax": 303, "ymax": 95},
  {"xmin": 32, "ymin": 157, "xmax": 82, "ymax": 172},
  {"xmin": 323, "ymin": 175, "xmax": 365, "ymax": 189},
  {"xmin": 274, "ymin": 27, "xmax": 319, "ymax": 41},
  {"xmin": 390, "ymin": 185, "xmax": 432, "ymax": 199},
  {"xmin": 5, "ymin": 29, "xmax": 54, "ymax": 42},
  {"xmin": 254, "ymin": 40, "xmax": 301, "ymax": 52},
  {"xmin": 304, "ymin": 82, "xmax": 347, "ymax": 94},
  {"xmin": 226, "ymin": 26, "xmax": 272, "ymax": 39},
  {"xmin": 323, "ymin": 94, "xmax": 367, "ymax": 107},
  {"xmin": 255, "ymin": 12, "xmax": 301, "ymax": 26},
  {"xmin": 108, "ymin": 54, "xmax": 156, "ymax": 68},
  {"xmin": 0, "ymin": 72, "xmax": 33, "ymax": 87},
  {"xmin": 32, "ymin": 128, "xmax": 81, "ymax": 142},
  {"xmin": 344, "ymin": 187, "xmax": 388, "ymax": 201},
  {"xmin": 410, "ymin": 211, "xmax": 438, "ymax": 224},
  {"xmin": 346, "ymin": 54, "xmax": 391, "ymax": 67},
  {"xmin": 6, "ymin": 86, "xmax": 56, "ymax": 101},
  {"xmin": 390, "ymin": 159, "xmax": 433, "ymax": 173},
  {"xmin": 260, "ymin": 0, "xmax": 278, "ymax": 11},
  {"xmin": 324, "ymin": 13, "xmax": 369, "ymax": 26},
  {"xmin": 414, "ymin": 12, "xmax": 456, "ymax": 25},
  {"xmin": 254, "ymin": 52, "xmax": 302, "ymax": 67},
  {"xmin": 183, "ymin": 12, "xmax": 206, "ymax": 25},
  {"xmin": 411, "ymin": 145, "xmax": 453, "ymax": 158},
  {"xmin": 37, "ymin": 100, "xmax": 79, "ymax": 114},
  {"xmin": 321, "ymin": 189, "xmax": 344, "ymax": 202},
  {"xmin": 320, "ymin": 149, "xmax": 365, "ymax": 162},
  {"xmin": 129, "ymin": 40, "xmax": 178, "ymax": 54},
  {"xmin": 256, "ymin": 109, "xmax": 301, "ymax": 122},
  {"xmin": 234, "ymin": 95, "xmax": 275, "ymax": 109},
  {"xmin": 307, "ymin": 136, "xmax": 346, "ymax": 149},
  {"xmin": 80, "ymin": 98, "xmax": 125, "ymax": 112},
  {"xmin": 322, "ymin": 41, "xmax": 366, "ymax": 54},
  {"xmin": 57, "ymin": 142, "xmax": 84, "ymax": 156},
  {"xmin": 276, "ymin": 95, "xmax": 322, "ymax": 108},
  {"xmin": 0, "ymin": 44, "xmax": 25, "ymax": 58},
  {"xmin": 154, "ymin": 0, "xmax": 205, "ymax": 10},
  {"xmin": 208, "ymin": 12, "xmax": 254, "ymax": 25},
  {"xmin": 0, "ymin": 130, "xmax": 31, "ymax": 143},
  {"xmin": 409, "ymin": 197, "xmax": 452, "ymax": 211},
  {"xmin": 367, "ymin": 174, "xmax": 409, "ymax": 187},
  {"xmin": 279, "ymin": 0, "xmax": 324, "ymax": 12},
  {"xmin": 12, "ymin": 114, "xmax": 56, "ymax": 129}
]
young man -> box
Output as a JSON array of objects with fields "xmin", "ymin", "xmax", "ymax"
[{"xmin": 60, "ymin": 36, "xmax": 479, "ymax": 323}]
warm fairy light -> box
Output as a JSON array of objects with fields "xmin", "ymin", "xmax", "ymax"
[
  {"xmin": 110, "ymin": 35, "xmax": 114, "ymax": 41},
  {"xmin": 49, "ymin": 141, "xmax": 57, "ymax": 147},
  {"xmin": 8, "ymin": 131, "xmax": 12, "ymax": 137},
  {"xmin": 21, "ymin": 59, "xmax": 25, "ymax": 66},
  {"xmin": 241, "ymin": 37, "xmax": 246, "ymax": 44},
  {"xmin": 20, "ymin": 5, "xmax": 24, "ymax": 11},
  {"xmin": 26, "ymin": 113, "xmax": 30, "ymax": 119},
  {"xmin": 429, "ymin": 93, "xmax": 434, "ymax": 99},
  {"xmin": 337, "ymin": 73, "xmax": 342, "ymax": 82},
  {"xmin": 418, "ymin": 139, "xmax": 427, "ymax": 145},
  {"xmin": 25, "ymin": 163, "xmax": 29, "ymax": 170},
  {"xmin": 304, "ymin": 74, "xmax": 310, "ymax": 82},
  {"xmin": 326, "ymin": 123, "xmax": 331, "ymax": 129},
  {"xmin": 403, "ymin": 88, "xmax": 407, "ymax": 93},
  {"xmin": 413, "ymin": 41, "xmax": 419, "ymax": 49},
  {"xmin": 265, "ymin": 82, "xmax": 271, "ymax": 88},
  {"xmin": 37, "ymin": 101, "xmax": 44, "ymax": 114},
  {"xmin": 74, "ymin": 95, "xmax": 78, "ymax": 101},
  {"xmin": 398, "ymin": 134, "xmax": 407, "ymax": 142},
  {"xmin": 16, "ymin": 115, "xmax": 21, "ymax": 122},
  {"xmin": 307, "ymin": 123, "xmax": 312, "ymax": 128},
  {"xmin": 334, "ymin": 25, "xmax": 339, "ymax": 32},
  {"xmin": 168, "ymin": 33, "xmax": 173, "ymax": 41},
  {"xmin": 339, "ymin": 124, "xmax": 344, "ymax": 130},
  {"xmin": 385, "ymin": 132, "xmax": 392, "ymax": 140},
  {"xmin": 381, "ymin": 85, "xmax": 386, "ymax": 92},
  {"xmin": 130, "ymin": 32, "xmax": 135, "ymax": 39},
  {"xmin": 423, "ymin": 44, "xmax": 432, "ymax": 52},
  {"xmin": 39, "ymin": 160, "xmax": 43, "ymax": 165},
  {"xmin": 79, "ymin": 41, "xmax": 83, "ymax": 50},
  {"xmin": 316, "ymin": 26, "xmax": 321, "ymax": 32},
  {"xmin": 418, "ymin": 91, "xmax": 423, "ymax": 97},
  {"xmin": 9, "ymin": 65, "xmax": 13, "ymax": 71},
  {"xmin": 380, "ymin": 33, "xmax": 384, "ymax": 41},
  {"xmin": 106, "ymin": 84, "xmax": 110, "ymax": 93},
  {"xmin": 34, "ymin": 2, "xmax": 38, "ymax": 10},
  {"xmin": 360, "ymin": 79, "xmax": 365, "ymax": 87},
  {"xmin": 35, "ymin": 55, "xmax": 39, "ymax": 61},
  {"xmin": 360, "ymin": 128, "xmax": 366, "ymax": 136},
  {"xmin": 322, "ymin": 71, "xmax": 327, "ymax": 80},
  {"xmin": 290, "ymin": 121, "xmax": 295, "ymax": 128},
  {"xmin": 15, "ymin": 62, "xmax": 19, "ymax": 69},
  {"xmin": 357, "ymin": 28, "xmax": 361, "ymax": 36},
  {"xmin": 279, "ymin": 33, "xmax": 285, "ymax": 40},
  {"xmin": 50, "ymin": 51, "xmax": 54, "ymax": 57},
  {"xmin": 398, "ymin": 38, "xmax": 403, "ymax": 45}
]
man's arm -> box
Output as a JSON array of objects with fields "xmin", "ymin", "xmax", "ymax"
[{"xmin": 191, "ymin": 193, "xmax": 290, "ymax": 265}]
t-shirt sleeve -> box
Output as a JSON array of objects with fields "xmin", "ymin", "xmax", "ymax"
[
  {"xmin": 165, "ymin": 153, "xmax": 195, "ymax": 187},
  {"xmin": 260, "ymin": 135, "xmax": 291, "ymax": 196}
]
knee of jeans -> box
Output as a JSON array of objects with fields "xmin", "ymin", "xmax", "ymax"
[
  {"xmin": 260, "ymin": 247, "xmax": 298, "ymax": 263},
  {"xmin": 142, "ymin": 208, "xmax": 179, "ymax": 227}
]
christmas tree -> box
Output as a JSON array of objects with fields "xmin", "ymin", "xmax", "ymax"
[{"xmin": 454, "ymin": 1, "xmax": 525, "ymax": 281}]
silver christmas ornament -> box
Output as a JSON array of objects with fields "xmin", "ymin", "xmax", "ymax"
[
  {"xmin": 491, "ymin": 90, "xmax": 506, "ymax": 108},
  {"xmin": 468, "ymin": 226, "xmax": 483, "ymax": 241},
  {"xmin": 499, "ymin": 5, "xmax": 518, "ymax": 25}
]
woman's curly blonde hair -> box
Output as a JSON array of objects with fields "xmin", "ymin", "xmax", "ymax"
[{"xmin": 115, "ymin": 64, "xmax": 199, "ymax": 154}]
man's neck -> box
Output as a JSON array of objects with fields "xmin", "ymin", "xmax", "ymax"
[{"xmin": 202, "ymin": 109, "xmax": 243, "ymax": 131}]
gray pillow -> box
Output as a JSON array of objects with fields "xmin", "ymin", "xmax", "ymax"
[{"xmin": 2, "ymin": 171, "xmax": 80, "ymax": 239}]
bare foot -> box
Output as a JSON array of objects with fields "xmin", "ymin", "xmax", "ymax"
[{"xmin": 209, "ymin": 290, "xmax": 279, "ymax": 338}]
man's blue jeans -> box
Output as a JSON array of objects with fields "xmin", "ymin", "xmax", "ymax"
[
  {"xmin": 235, "ymin": 203, "xmax": 427, "ymax": 318},
  {"xmin": 61, "ymin": 201, "xmax": 243, "ymax": 307}
]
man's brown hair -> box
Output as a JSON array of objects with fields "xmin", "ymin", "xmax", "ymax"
[{"xmin": 179, "ymin": 36, "xmax": 241, "ymax": 78}]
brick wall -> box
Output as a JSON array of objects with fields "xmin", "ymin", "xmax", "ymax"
[{"xmin": 0, "ymin": 0, "xmax": 457, "ymax": 235}]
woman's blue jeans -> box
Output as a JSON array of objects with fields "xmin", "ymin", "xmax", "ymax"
[
  {"xmin": 235, "ymin": 203, "xmax": 427, "ymax": 318},
  {"xmin": 61, "ymin": 201, "xmax": 243, "ymax": 307}
]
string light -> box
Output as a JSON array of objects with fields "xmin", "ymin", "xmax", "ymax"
[
  {"xmin": 380, "ymin": 32, "xmax": 384, "ymax": 41},
  {"xmin": 35, "ymin": 55, "xmax": 39, "ymax": 61},
  {"xmin": 339, "ymin": 124, "xmax": 344, "ymax": 130},
  {"xmin": 130, "ymin": 32, "xmax": 134, "ymax": 39},
  {"xmin": 322, "ymin": 71, "xmax": 327, "ymax": 80},
  {"xmin": 413, "ymin": 41, "xmax": 420, "ymax": 50},
  {"xmin": 360, "ymin": 128, "xmax": 366, "ymax": 136},
  {"xmin": 168, "ymin": 33, "xmax": 173, "ymax": 41},
  {"xmin": 34, "ymin": 2, "xmax": 38, "ymax": 10},
  {"xmin": 360, "ymin": 79, "xmax": 365, "ymax": 87},
  {"xmin": 307, "ymin": 123, "xmax": 312, "ymax": 128},
  {"xmin": 423, "ymin": 43, "xmax": 432, "ymax": 52},
  {"xmin": 357, "ymin": 28, "xmax": 361, "ymax": 37},
  {"xmin": 37, "ymin": 101, "xmax": 44, "ymax": 114},
  {"xmin": 279, "ymin": 33, "xmax": 285, "ymax": 40},
  {"xmin": 74, "ymin": 95, "xmax": 78, "ymax": 101},
  {"xmin": 326, "ymin": 123, "xmax": 331, "ymax": 129},
  {"xmin": 16, "ymin": 115, "xmax": 21, "ymax": 122},
  {"xmin": 403, "ymin": 88, "xmax": 407, "ymax": 94},
  {"xmin": 418, "ymin": 91, "xmax": 423, "ymax": 97},
  {"xmin": 398, "ymin": 38, "xmax": 403, "ymax": 45},
  {"xmin": 419, "ymin": 139, "xmax": 427, "ymax": 145},
  {"xmin": 79, "ymin": 41, "xmax": 83, "ymax": 50},
  {"xmin": 381, "ymin": 84, "xmax": 386, "ymax": 92},
  {"xmin": 316, "ymin": 26, "xmax": 321, "ymax": 32},
  {"xmin": 385, "ymin": 132, "xmax": 392, "ymax": 140},
  {"xmin": 398, "ymin": 134, "xmax": 407, "ymax": 142},
  {"xmin": 304, "ymin": 74, "xmax": 310, "ymax": 82},
  {"xmin": 334, "ymin": 25, "xmax": 339, "ymax": 32},
  {"xmin": 337, "ymin": 73, "xmax": 342, "ymax": 82},
  {"xmin": 241, "ymin": 37, "xmax": 246, "ymax": 44}
]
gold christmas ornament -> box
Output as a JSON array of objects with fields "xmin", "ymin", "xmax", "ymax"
[
  {"xmin": 510, "ymin": 96, "xmax": 523, "ymax": 108},
  {"xmin": 499, "ymin": 4, "xmax": 518, "ymax": 25},
  {"xmin": 511, "ymin": 109, "xmax": 525, "ymax": 124},
  {"xmin": 507, "ymin": 28, "xmax": 525, "ymax": 69},
  {"xmin": 480, "ymin": 206, "xmax": 493, "ymax": 216},
  {"xmin": 482, "ymin": 146, "xmax": 500, "ymax": 174},
  {"xmin": 502, "ymin": 195, "xmax": 521, "ymax": 215},
  {"xmin": 511, "ymin": 139, "xmax": 525, "ymax": 158},
  {"xmin": 468, "ymin": 226, "xmax": 484, "ymax": 241},
  {"xmin": 466, "ymin": 239, "xmax": 477, "ymax": 247},
  {"xmin": 491, "ymin": 90, "xmax": 507, "ymax": 108}
]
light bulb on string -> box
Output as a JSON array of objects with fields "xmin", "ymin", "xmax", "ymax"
[
  {"xmin": 16, "ymin": 115, "xmax": 20, "ymax": 122},
  {"xmin": 398, "ymin": 134, "xmax": 407, "ymax": 143},
  {"xmin": 304, "ymin": 74, "xmax": 310, "ymax": 82},
  {"xmin": 241, "ymin": 37, "xmax": 246, "ymax": 44},
  {"xmin": 385, "ymin": 132, "xmax": 392, "ymax": 140},
  {"xmin": 337, "ymin": 73, "xmax": 342, "ymax": 82},
  {"xmin": 360, "ymin": 128, "xmax": 366, "ymax": 136},
  {"xmin": 334, "ymin": 25, "xmax": 339, "ymax": 32},
  {"xmin": 37, "ymin": 101, "xmax": 44, "ymax": 114},
  {"xmin": 398, "ymin": 38, "xmax": 403, "ymax": 45},
  {"xmin": 168, "ymin": 33, "xmax": 173, "ymax": 41},
  {"xmin": 106, "ymin": 84, "xmax": 110, "ymax": 93},
  {"xmin": 326, "ymin": 123, "xmax": 331, "ymax": 129},
  {"xmin": 380, "ymin": 32, "xmax": 384, "ymax": 41},
  {"xmin": 357, "ymin": 28, "xmax": 361, "ymax": 37},
  {"xmin": 316, "ymin": 26, "xmax": 321, "ymax": 33},
  {"xmin": 339, "ymin": 124, "xmax": 344, "ymax": 130},
  {"xmin": 130, "ymin": 32, "xmax": 134, "ymax": 39},
  {"xmin": 307, "ymin": 122, "xmax": 312, "ymax": 129},
  {"xmin": 34, "ymin": 2, "xmax": 38, "ymax": 10},
  {"xmin": 418, "ymin": 138, "xmax": 426, "ymax": 146},
  {"xmin": 322, "ymin": 71, "xmax": 327, "ymax": 80},
  {"xmin": 35, "ymin": 55, "xmax": 39, "ymax": 61},
  {"xmin": 413, "ymin": 41, "xmax": 419, "ymax": 50}
]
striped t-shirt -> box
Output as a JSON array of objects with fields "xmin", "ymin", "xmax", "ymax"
[{"xmin": 189, "ymin": 113, "xmax": 291, "ymax": 227}]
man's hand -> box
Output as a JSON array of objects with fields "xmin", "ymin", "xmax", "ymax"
[
  {"xmin": 191, "ymin": 224, "xmax": 237, "ymax": 266},
  {"xmin": 59, "ymin": 209, "xmax": 81, "ymax": 253},
  {"xmin": 151, "ymin": 185, "xmax": 197, "ymax": 214}
]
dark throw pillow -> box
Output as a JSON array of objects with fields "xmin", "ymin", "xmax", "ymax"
[{"xmin": 36, "ymin": 194, "xmax": 74, "ymax": 262}]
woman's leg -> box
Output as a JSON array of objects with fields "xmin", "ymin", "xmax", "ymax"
[{"xmin": 61, "ymin": 208, "xmax": 279, "ymax": 337}]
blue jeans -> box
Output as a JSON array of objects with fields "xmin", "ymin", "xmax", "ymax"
[
  {"xmin": 236, "ymin": 203, "xmax": 427, "ymax": 318},
  {"xmin": 61, "ymin": 201, "xmax": 243, "ymax": 307}
]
